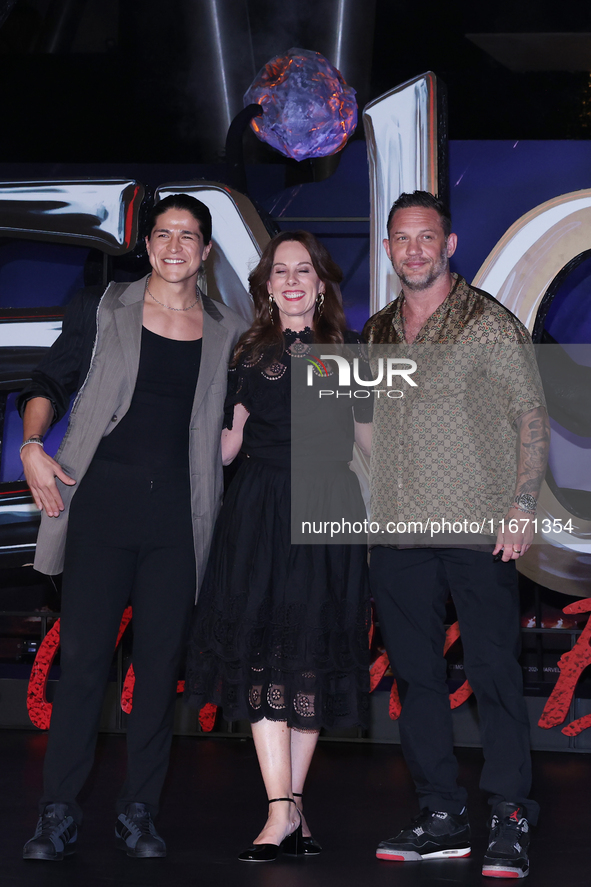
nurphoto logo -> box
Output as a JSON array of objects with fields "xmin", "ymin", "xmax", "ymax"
[{"xmin": 306, "ymin": 355, "xmax": 418, "ymax": 399}]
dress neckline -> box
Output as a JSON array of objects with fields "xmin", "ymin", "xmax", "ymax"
[{"xmin": 283, "ymin": 326, "xmax": 314, "ymax": 345}]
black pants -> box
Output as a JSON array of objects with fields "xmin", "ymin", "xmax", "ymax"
[
  {"xmin": 40, "ymin": 460, "xmax": 197, "ymax": 823},
  {"xmin": 370, "ymin": 547, "xmax": 539, "ymax": 825}
]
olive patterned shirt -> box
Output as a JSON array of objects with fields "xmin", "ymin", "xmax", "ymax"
[{"xmin": 362, "ymin": 274, "xmax": 546, "ymax": 546}]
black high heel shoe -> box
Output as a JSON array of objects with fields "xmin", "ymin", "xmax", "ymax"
[
  {"xmin": 238, "ymin": 797, "xmax": 303, "ymax": 862},
  {"xmin": 293, "ymin": 792, "xmax": 322, "ymax": 856}
]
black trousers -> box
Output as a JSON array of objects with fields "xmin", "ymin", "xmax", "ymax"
[
  {"xmin": 370, "ymin": 547, "xmax": 539, "ymax": 825},
  {"xmin": 40, "ymin": 460, "xmax": 197, "ymax": 823}
]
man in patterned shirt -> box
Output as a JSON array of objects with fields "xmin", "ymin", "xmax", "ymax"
[{"xmin": 364, "ymin": 191, "xmax": 549, "ymax": 880}]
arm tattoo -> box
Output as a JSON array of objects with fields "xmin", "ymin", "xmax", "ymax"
[{"xmin": 514, "ymin": 406, "xmax": 550, "ymax": 500}]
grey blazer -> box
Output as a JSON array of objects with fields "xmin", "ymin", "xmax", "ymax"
[{"xmin": 33, "ymin": 274, "xmax": 248, "ymax": 594}]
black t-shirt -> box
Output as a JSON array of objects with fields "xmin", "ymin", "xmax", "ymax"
[{"xmin": 94, "ymin": 326, "xmax": 201, "ymax": 476}]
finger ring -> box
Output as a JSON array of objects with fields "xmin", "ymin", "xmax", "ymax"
[{"xmin": 514, "ymin": 548, "xmax": 521, "ymax": 553}]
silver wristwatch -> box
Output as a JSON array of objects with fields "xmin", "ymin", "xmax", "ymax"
[{"xmin": 514, "ymin": 493, "xmax": 537, "ymax": 514}]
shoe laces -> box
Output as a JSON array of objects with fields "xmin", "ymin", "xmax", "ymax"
[
  {"xmin": 123, "ymin": 806, "xmax": 156, "ymax": 837},
  {"xmin": 36, "ymin": 805, "xmax": 72, "ymax": 838},
  {"xmin": 489, "ymin": 811, "xmax": 529, "ymax": 847}
]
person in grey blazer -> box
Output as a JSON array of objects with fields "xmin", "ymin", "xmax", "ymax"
[{"xmin": 18, "ymin": 194, "xmax": 248, "ymax": 861}]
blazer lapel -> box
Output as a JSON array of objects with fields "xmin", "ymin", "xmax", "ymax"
[
  {"xmin": 113, "ymin": 275, "xmax": 146, "ymax": 399},
  {"xmin": 192, "ymin": 298, "xmax": 229, "ymax": 416}
]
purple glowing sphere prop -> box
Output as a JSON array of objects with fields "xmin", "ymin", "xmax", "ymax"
[{"xmin": 244, "ymin": 48, "xmax": 357, "ymax": 162}]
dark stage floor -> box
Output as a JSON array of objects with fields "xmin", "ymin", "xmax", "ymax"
[{"xmin": 1, "ymin": 729, "xmax": 589, "ymax": 886}]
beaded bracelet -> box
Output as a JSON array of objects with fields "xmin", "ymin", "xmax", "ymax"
[{"xmin": 20, "ymin": 438, "xmax": 44, "ymax": 454}]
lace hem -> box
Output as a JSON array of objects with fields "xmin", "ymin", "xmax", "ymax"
[{"xmin": 184, "ymin": 658, "xmax": 370, "ymax": 731}]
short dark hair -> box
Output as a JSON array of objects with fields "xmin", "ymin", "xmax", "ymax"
[
  {"xmin": 386, "ymin": 191, "xmax": 451, "ymax": 238},
  {"xmin": 147, "ymin": 193, "xmax": 212, "ymax": 244}
]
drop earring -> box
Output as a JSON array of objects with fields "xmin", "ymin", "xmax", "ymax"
[{"xmin": 268, "ymin": 294, "xmax": 274, "ymax": 321}]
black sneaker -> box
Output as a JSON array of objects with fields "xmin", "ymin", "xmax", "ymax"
[
  {"xmin": 482, "ymin": 802, "xmax": 530, "ymax": 879},
  {"xmin": 23, "ymin": 803, "xmax": 77, "ymax": 861},
  {"xmin": 376, "ymin": 808, "xmax": 471, "ymax": 861},
  {"xmin": 115, "ymin": 802, "xmax": 166, "ymax": 858}
]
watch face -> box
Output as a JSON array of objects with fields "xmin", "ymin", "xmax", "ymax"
[{"xmin": 515, "ymin": 494, "xmax": 537, "ymax": 511}]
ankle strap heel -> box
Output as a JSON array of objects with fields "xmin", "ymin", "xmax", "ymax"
[
  {"xmin": 290, "ymin": 792, "xmax": 323, "ymax": 856},
  {"xmin": 267, "ymin": 798, "xmax": 302, "ymax": 857},
  {"xmin": 280, "ymin": 818, "xmax": 303, "ymax": 856},
  {"xmin": 238, "ymin": 797, "xmax": 304, "ymax": 862}
]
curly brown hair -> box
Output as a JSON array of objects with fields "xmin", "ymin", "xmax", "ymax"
[{"xmin": 233, "ymin": 230, "xmax": 348, "ymax": 366}]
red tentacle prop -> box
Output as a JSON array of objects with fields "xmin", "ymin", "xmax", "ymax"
[
  {"xmin": 368, "ymin": 620, "xmax": 473, "ymax": 721},
  {"xmin": 539, "ymin": 598, "xmax": 591, "ymax": 735},
  {"xmin": 28, "ymin": 606, "xmax": 133, "ymax": 729}
]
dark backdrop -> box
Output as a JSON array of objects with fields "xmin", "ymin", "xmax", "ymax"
[{"xmin": 0, "ymin": 0, "xmax": 590, "ymax": 163}]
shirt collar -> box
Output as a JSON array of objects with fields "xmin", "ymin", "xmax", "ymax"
[{"xmin": 392, "ymin": 273, "xmax": 468, "ymax": 343}]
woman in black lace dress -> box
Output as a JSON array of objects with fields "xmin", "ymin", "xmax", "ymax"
[{"xmin": 185, "ymin": 231, "xmax": 371, "ymax": 861}]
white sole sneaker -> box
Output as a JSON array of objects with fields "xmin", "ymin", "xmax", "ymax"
[
  {"xmin": 377, "ymin": 846, "xmax": 471, "ymax": 861},
  {"xmin": 482, "ymin": 863, "xmax": 528, "ymax": 879}
]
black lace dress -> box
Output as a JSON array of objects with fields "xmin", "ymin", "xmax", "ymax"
[{"xmin": 184, "ymin": 329, "xmax": 371, "ymax": 731}]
